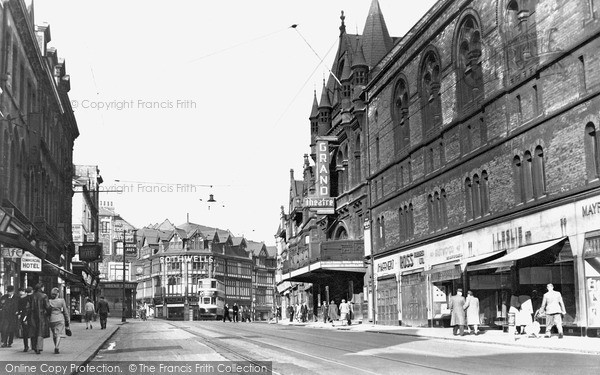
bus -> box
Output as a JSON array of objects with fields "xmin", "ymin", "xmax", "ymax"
[{"xmin": 197, "ymin": 278, "xmax": 225, "ymax": 320}]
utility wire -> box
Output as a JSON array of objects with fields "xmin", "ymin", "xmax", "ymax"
[{"xmin": 293, "ymin": 25, "xmax": 342, "ymax": 85}]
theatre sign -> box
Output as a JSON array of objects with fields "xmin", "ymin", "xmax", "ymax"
[{"xmin": 306, "ymin": 136, "xmax": 337, "ymax": 214}]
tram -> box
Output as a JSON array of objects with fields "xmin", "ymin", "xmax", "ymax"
[{"xmin": 197, "ymin": 278, "xmax": 225, "ymax": 320}]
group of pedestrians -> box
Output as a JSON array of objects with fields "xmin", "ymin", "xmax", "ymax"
[
  {"xmin": 319, "ymin": 299, "xmax": 353, "ymax": 326},
  {"xmin": 0, "ymin": 284, "xmax": 70, "ymax": 354},
  {"xmin": 0, "ymin": 284, "xmax": 112, "ymax": 355},
  {"xmin": 449, "ymin": 283, "xmax": 566, "ymax": 338},
  {"xmin": 222, "ymin": 302, "xmax": 252, "ymax": 322},
  {"xmin": 286, "ymin": 302, "xmax": 310, "ymax": 323}
]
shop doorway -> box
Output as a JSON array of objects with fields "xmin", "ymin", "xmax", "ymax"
[
  {"xmin": 401, "ymin": 272, "xmax": 427, "ymax": 327},
  {"xmin": 377, "ymin": 276, "xmax": 398, "ymax": 325}
]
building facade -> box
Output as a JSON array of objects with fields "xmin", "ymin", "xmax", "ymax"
[
  {"xmin": 134, "ymin": 220, "xmax": 276, "ymax": 321},
  {"xmin": 0, "ymin": 0, "xmax": 79, "ymax": 295},
  {"xmin": 70, "ymin": 165, "xmax": 102, "ymax": 320},
  {"xmin": 364, "ymin": 0, "xmax": 600, "ymax": 336},
  {"xmin": 279, "ymin": 0, "xmax": 600, "ymax": 336},
  {"xmin": 97, "ymin": 201, "xmax": 137, "ymax": 318},
  {"xmin": 278, "ymin": 0, "xmax": 395, "ymax": 323}
]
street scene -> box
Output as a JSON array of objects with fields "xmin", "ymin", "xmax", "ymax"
[{"xmin": 2, "ymin": 0, "xmax": 600, "ymax": 374}]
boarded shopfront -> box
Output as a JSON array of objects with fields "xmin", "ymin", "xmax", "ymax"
[
  {"xmin": 377, "ymin": 276, "xmax": 398, "ymax": 325},
  {"xmin": 400, "ymin": 270, "xmax": 427, "ymax": 327}
]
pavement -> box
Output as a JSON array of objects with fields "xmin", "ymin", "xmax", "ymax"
[
  {"xmin": 274, "ymin": 318, "xmax": 600, "ymax": 355},
  {"xmin": 0, "ymin": 317, "xmax": 122, "ymax": 365}
]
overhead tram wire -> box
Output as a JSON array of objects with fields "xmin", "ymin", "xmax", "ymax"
[
  {"xmin": 273, "ymin": 36, "xmax": 339, "ymax": 128},
  {"xmin": 292, "ymin": 25, "xmax": 342, "ymax": 86},
  {"xmin": 188, "ymin": 25, "xmax": 293, "ymax": 63}
]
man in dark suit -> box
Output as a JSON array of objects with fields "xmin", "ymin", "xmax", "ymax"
[
  {"xmin": 0, "ymin": 285, "xmax": 18, "ymax": 347},
  {"xmin": 232, "ymin": 303, "xmax": 239, "ymax": 322},
  {"xmin": 96, "ymin": 296, "xmax": 110, "ymax": 329}
]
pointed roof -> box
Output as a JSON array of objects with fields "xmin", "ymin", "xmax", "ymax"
[
  {"xmin": 341, "ymin": 56, "xmax": 352, "ymax": 82},
  {"xmin": 266, "ymin": 246, "xmax": 277, "ymax": 257},
  {"xmin": 361, "ymin": 0, "xmax": 393, "ymax": 68},
  {"xmin": 156, "ymin": 219, "xmax": 176, "ymax": 231},
  {"xmin": 309, "ymin": 90, "xmax": 319, "ymax": 119},
  {"xmin": 352, "ymin": 38, "xmax": 368, "ymax": 68},
  {"xmin": 318, "ymin": 79, "xmax": 332, "ymax": 109}
]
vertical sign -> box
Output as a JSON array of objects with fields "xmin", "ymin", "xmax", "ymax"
[{"xmin": 316, "ymin": 139, "xmax": 330, "ymax": 197}]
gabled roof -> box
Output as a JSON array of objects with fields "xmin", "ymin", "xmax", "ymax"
[
  {"xmin": 246, "ymin": 240, "xmax": 266, "ymax": 256},
  {"xmin": 266, "ymin": 246, "xmax": 277, "ymax": 258},
  {"xmin": 156, "ymin": 219, "xmax": 176, "ymax": 231}
]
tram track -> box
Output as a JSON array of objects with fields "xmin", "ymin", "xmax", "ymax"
[{"xmin": 169, "ymin": 321, "xmax": 468, "ymax": 375}]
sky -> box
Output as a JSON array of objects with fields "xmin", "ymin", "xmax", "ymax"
[{"xmin": 34, "ymin": 0, "xmax": 438, "ymax": 246}]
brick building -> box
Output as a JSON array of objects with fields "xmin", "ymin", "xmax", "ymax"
[
  {"xmin": 0, "ymin": 1, "xmax": 79, "ymax": 295},
  {"xmin": 280, "ymin": 0, "xmax": 600, "ymax": 335},
  {"xmin": 365, "ymin": 0, "xmax": 600, "ymax": 335}
]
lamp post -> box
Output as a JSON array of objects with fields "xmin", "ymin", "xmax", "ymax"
[{"xmin": 122, "ymin": 230, "xmax": 127, "ymax": 323}]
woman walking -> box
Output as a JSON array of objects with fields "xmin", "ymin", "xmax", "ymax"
[
  {"xmin": 48, "ymin": 288, "xmax": 70, "ymax": 354},
  {"xmin": 29, "ymin": 283, "xmax": 50, "ymax": 354},
  {"xmin": 84, "ymin": 297, "xmax": 95, "ymax": 329}
]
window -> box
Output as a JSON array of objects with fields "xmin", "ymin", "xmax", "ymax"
[
  {"xmin": 465, "ymin": 177, "xmax": 473, "ymax": 220},
  {"xmin": 481, "ymin": 171, "xmax": 489, "ymax": 215},
  {"xmin": 354, "ymin": 134, "xmax": 362, "ymax": 183},
  {"xmin": 441, "ymin": 189, "xmax": 448, "ymax": 228},
  {"xmin": 473, "ymin": 174, "xmax": 481, "ymax": 218},
  {"xmin": 585, "ymin": 122, "xmax": 600, "ymax": 179},
  {"xmin": 513, "ymin": 155, "xmax": 525, "ymax": 203},
  {"xmin": 375, "ymin": 136, "xmax": 381, "ymax": 165},
  {"xmin": 429, "ymin": 191, "xmax": 446, "ymax": 232},
  {"xmin": 392, "ymin": 78, "xmax": 410, "ymax": 153},
  {"xmin": 506, "ymin": 0, "xmax": 539, "ymax": 83},
  {"xmin": 456, "ymin": 14, "xmax": 483, "ymax": 113},
  {"xmin": 524, "ymin": 150, "xmax": 534, "ymax": 201},
  {"xmin": 532, "ymin": 146, "xmax": 546, "ymax": 197},
  {"xmin": 420, "ymin": 51, "xmax": 442, "ymax": 136}
]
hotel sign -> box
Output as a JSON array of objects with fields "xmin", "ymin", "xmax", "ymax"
[{"xmin": 21, "ymin": 251, "xmax": 41, "ymax": 272}]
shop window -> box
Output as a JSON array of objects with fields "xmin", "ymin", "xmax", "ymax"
[{"xmin": 585, "ymin": 122, "xmax": 600, "ymax": 180}]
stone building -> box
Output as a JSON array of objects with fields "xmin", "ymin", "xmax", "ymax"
[
  {"xmin": 365, "ymin": 0, "xmax": 600, "ymax": 335},
  {"xmin": 0, "ymin": 0, "xmax": 78, "ymax": 294},
  {"xmin": 280, "ymin": 0, "xmax": 600, "ymax": 336}
]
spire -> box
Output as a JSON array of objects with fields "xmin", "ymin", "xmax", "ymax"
[
  {"xmin": 361, "ymin": 0, "xmax": 393, "ymax": 68},
  {"xmin": 318, "ymin": 79, "xmax": 332, "ymax": 109},
  {"xmin": 352, "ymin": 37, "xmax": 368, "ymax": 68},
  {"xmin": 310, "ymin": 89, "xmax": 319, "ymax": 119}
]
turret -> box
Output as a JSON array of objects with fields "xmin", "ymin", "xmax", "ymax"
[
  {"xmin": 309, "ymin": 90, "xmax": 319, "ymax": 146},
  {"xmin": 317, "ymin": 79, "xmax": 332, "ymax": 136}
]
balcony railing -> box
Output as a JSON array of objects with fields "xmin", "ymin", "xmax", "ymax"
[{"xmin": 282, "ymin": 239, "xmax": 364, "ymax": 274}]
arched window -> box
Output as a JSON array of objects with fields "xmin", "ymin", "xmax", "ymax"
[
  {"xmin": 399, "ymin": 207, "xmax": 405, "ymax": 242},
  {"xmin": 428, "ymin": 194, "xmax": 434, "ymax": 230},
  {"xmin": 585, "ymin": 122, "xmax": 600, "ymax": 179},
  {"xmin": 465, "ymin": 177, "xmax": 473, "ymax": 221},
  {"xmin": 456, "ymin": 14, "xmax": 483, "ymax": 113},
  {"xmin": 420, "ymin": 51, "xmax": 442, "ymax": 136},
  {"xmin": 354, "ymin": 134, "xmax": 362, "ymax": 184},
  {"xmin": 473, "ymin": 174, "xmax": 481, "ymax": 218},
  {"xmin": 381, "ymin": 216, "xmax": 386, "ymax": 247},
  {"xmin": 513, "ymin": 155, "xmax": 524, "ymax": 203},
  {"xmin": 524, "ymin": 150, "xmax": 534, "ymax": 201},
  {"xmin": 433, "ymin": 191, "xmax": 440, "ymax": 231},
  {"xmin": 337, "ymin": 148, "xmax": 345, "ymax": 194},
  {"xmin": 481, "ymin": 170, "xmax": 489, "ymax": 215},
  {"xmin": 392, "ymin": 78, "xmax": 410, "ymax": 153},
  {"xmin": 408, "ymin": 203, "xmax": 414, "ymax": 237},
  {"xmin": 532, "ymin": 146, "xmax": 546, "ymax": 198},
  {"xmin": 441, "ymin": 189, "xmax": 448, "ymax": 228}
]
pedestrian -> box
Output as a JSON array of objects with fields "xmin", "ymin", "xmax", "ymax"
[
  {"xmin": 287, "ymin": 304, "xmax": 294, "ymax": 322},
  {"xmin": 517, "ymin": 292, "xmax": 533, "ymax": 335},
  {"xmin": 463, "ymin": 290, "xmax": 480, "ymax": 335},
  {"xmin": 96, "ymin": 296, "xmax": 110, "ymax": 329},
  {"xmin": 539, "ymin": 283, "xmax": 566, "ymax": 338},
  {"xmin": 339, "ymin": 299, "xmax": 350, "ymax": 326},
  {"xmin": 328, "ymin": 300, "xmax": 338, "ymax": 325},
  {"xmin": 232, "ymin": 303, "xmax": 239, "ymax": 322},
  {"xmin": 347, "ymin": 301, "xmax": 354, "ymax": 326},
  {"xmin": 84, "ymin": 297, "xmax": 95, "ymax": 329},
  {"xmin": 449, "ymin": 288, "xmax": 466, "ymax": 336},
  {"xmin": 17, "ymin": 287, "xmax": 33, "ymax": 352},
  {"xmin": 222, "ymin": 303, "xmax": 232, "ymax": 322},
  {"xmin": 29, "ymin": 283, "xmax": 50, "ymax": 354},
  {"xmin": 322, "ymin": 301, "xmax": 329, "ymax": 324},
  {"xmin": 509, "ymin": 291, "xmax": 521, "ymax": 334},
  {"xmin": 295, "ymin": 303, "xmax": 300, "ymax": 322},
  {"xmin": 0, "ymin": 285, "xmax": 18, "ymax": 347},
  {"xmin": 48, "ymin": 287, "xmax": 69, "ymax": 354},
  {"xmin": 301, "ymin": 302, "xmax": 308, "ymax": 322}
]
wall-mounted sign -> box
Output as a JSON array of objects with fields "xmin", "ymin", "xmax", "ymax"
[
  {"xmin": 79, "ymin": 244, "xmax": 103, "ymax": 262},
  {"xmin": 21, "ymin": 251, "xmax": 41, "ymax": 272},
  {"xmin": 316, "ymin": 139, "xmax": 331, "ymax": 197},
  {"xmin": 303, "ymin": 197, "xmax": 334, "ymax": 209}
]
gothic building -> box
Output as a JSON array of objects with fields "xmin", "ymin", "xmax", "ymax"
[
  {"xmin": 0, "ymin": 1, "xmax": 79, "ymax": 294},
  {"xmin": 280, "ymin": 0, "xmax": 600, "ymax": 336}
]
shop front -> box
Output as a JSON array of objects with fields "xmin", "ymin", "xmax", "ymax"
[{"xmin": 374, "ymin": 254, "xmax": 399, "ymax": 326}]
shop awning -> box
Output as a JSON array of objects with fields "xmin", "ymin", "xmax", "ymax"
[
  {"xmin": 424, "ymin": 261, "xmax": 462, "ymax": 282},
  {"xmin": 423, "ymin": 261, "xmax": 457, "ymax": 275},
  {"xmin": 0, "ymin": 231, "xmax": 47, "ymax": 260},
  {"xmin": 469, "ymin": 237, "xmax": 567, "ymax": 270},
  {"xmin": 460, "ymin": 250, "xmax": 507, "ymax": 271}
]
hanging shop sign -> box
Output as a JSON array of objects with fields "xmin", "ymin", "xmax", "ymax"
[
  {"xmin": 79, "ymin": 243, "xmax": 103, "ymax": 262},
  {"xmin": 21, "ymin": 251, "xmax": 41, "ymax": 272},
  {"xmin": 1, "ymin": 247, "xmax": 23, "ymax": 258}
]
